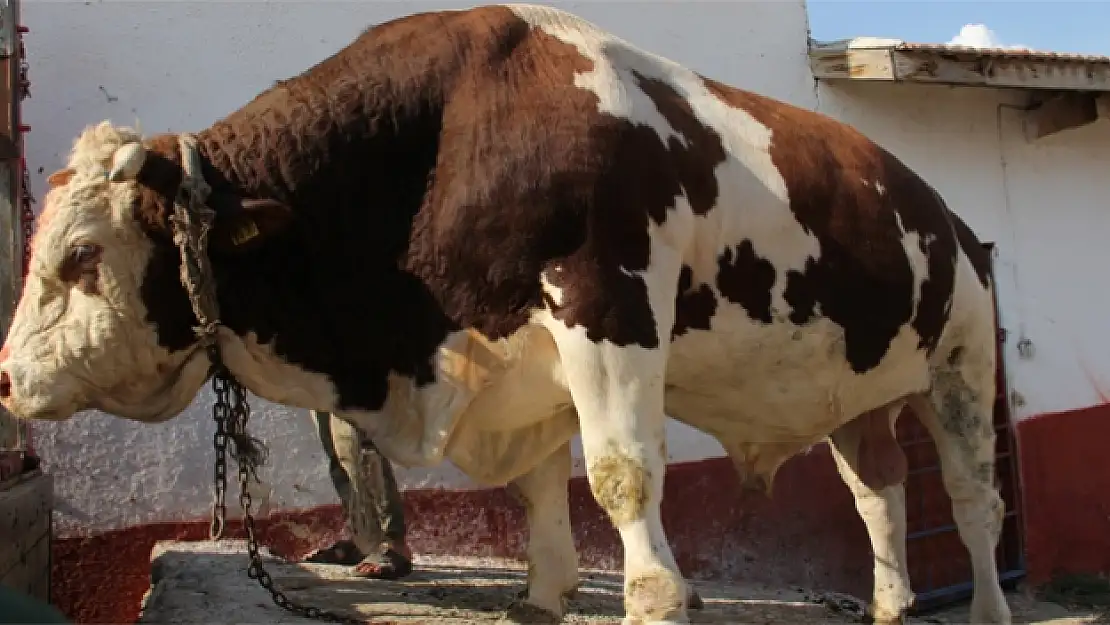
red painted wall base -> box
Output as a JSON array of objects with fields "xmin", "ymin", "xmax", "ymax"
[
  {"xmin": 51, "ymin": 448, "xmax": 874, "ymax": 624},
  {"xmin": 1015, "ymin": 403, "xmax": 1110, "ymax": 585}
]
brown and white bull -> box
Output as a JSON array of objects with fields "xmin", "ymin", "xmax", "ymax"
[{"xmin": 0, "ymin": 4, "xmax": 1011, "ymax": 624}]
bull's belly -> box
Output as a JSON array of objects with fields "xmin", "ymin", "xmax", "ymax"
[
  {"xmin": 440, "ymin": 307, "xmax": 931, "ymax": 480},
  {"xmin": 664, "ymin": 313, "xmax": 931, "ymax": 445}
]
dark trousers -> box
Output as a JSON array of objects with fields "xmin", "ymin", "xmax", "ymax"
[{"xmin": 313, "ymin": 410, "xmax": 406, "ymax": 548}]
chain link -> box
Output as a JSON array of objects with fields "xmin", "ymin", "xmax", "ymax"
[
  {"xmin": 208, "ymin": 368, "xmax": 368, "ymax": 624},
  {"xmin": 208, "ymin": 373, "xmax": 231, "ymax": 540}
]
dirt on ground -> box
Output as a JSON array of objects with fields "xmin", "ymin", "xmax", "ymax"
[{"xmin": 137, "ymin": 540, "xmax": 1107, "ymax": 624}]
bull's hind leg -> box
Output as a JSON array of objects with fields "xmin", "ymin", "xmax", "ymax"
[
  {"xmin": 502, "ymin": 440, "xmax": 579, "ymax": 623},
  {"xmin": 908, "ymin": 348, "xmax": 1011, "ymax": 624},
  {"xmin": 827, "ymin": 403, "xmax": 914, "ymax": 624}
]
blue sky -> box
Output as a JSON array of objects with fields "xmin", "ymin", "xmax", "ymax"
[{"xmin": 807, "ymin": 1, "xmax": 1109, "ymax": 56}]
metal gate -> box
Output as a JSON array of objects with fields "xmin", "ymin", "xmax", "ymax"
[{"xmin": 900, "ymin": 241, "xmax": 1026, "ymax": 612}]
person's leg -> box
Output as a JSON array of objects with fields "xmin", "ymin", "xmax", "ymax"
[
  {"xmin": 315, "ymin": 409, "xmax": 353, "ymax": 514},
  {"xmin": 327, "ymin": 413, "xmax": 389, "ymax": 557},
  {"xmin": 370, "ymin": 438, "xmax": 406, "ymax": 540},
  {"xmin": 303, "ymin": 410, "xmax": 367, "ymax": 565},
  {"xmin": 351, "ymin": 437, "xmax": 414, "ymax": 579}
]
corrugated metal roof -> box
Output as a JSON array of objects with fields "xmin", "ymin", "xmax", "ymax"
[
  {"xmin": 894, "ymin": 42, "xmax": 1110, "ymax": 65},
  {"xmin": 809, "ymin": 37, "xmax": 1110, "ymax": 91}
]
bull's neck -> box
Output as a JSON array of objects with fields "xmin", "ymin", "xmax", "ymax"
[
  {"xmin": 180, "ymin": 42, "xmax": 457, "ymax": 411},
  {"xmin": 194, "ymin": 82, "xmax": 444, "ymax": 213}
]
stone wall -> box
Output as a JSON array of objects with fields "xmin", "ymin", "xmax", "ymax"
[{"xmin": 0, "ymin": 470, "xmax": 53, "ymax": 603}]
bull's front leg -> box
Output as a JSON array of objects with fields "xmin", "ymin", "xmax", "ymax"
[
  {"xmin": 542, "ymin": 286, "xmax": 688, "ymax": 622},
  {"xmin": 501, "ymin": 438, "xmax": 579, "ymax": 623}
]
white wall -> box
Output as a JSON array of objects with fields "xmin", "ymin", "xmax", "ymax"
[{"xmin": 21, "ymin": 0, "xmax": 813, "ymax": 535}]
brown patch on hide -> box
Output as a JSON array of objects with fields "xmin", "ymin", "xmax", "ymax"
[{"xmin": 702, "ymin": 76, "xmax": 966, "ymax": 372}]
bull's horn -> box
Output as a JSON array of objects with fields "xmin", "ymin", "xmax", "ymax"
[{"xmin": 108, "ymin": 141, "xmax": 146, "ymax": 182}]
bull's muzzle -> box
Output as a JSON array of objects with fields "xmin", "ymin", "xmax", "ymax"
[{"xmin": 0, "ymin": 347, "xmax": 11, "ymax": 400}]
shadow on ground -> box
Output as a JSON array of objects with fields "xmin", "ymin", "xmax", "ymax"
[{"xmin": 136, "ymin": 540, "xmax": 1106, "ymax": 624}]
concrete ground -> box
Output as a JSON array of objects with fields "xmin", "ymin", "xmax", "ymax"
[{"xmin": 137, "ymin": 540, "xmax": 1106, "ymax": 624}]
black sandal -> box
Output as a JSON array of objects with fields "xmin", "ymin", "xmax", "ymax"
[
  {"xmin": 303, "ymin": 539, "xmax": 365, "ymax": 566},
  {"xmin": 351, "ymin": 545, "xmax": 414, "ymax": 580}
]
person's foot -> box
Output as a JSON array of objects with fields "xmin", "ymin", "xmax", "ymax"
[
  {"xmin": 351, "ymin": 540, "xmax": 414, "ymax": 579},
  {"xmin": 303, "ymin": 539, "xmax": 364, "ymax": 566}
]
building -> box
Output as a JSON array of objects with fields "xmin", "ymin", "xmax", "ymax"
[{"xmin": 9, "ymin": 1, "xmax": 1110, "ymax": 622}]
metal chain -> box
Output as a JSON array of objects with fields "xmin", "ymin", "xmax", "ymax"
[
  {"xmin": 208, "ymin": 369, "xmax": 368, "ymax": 624},
  {"xmin": 208, "ymin": 371, "xmax": 232, "ymax": 541}
]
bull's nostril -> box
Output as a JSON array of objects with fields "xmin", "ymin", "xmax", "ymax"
[{"xmin": 0, "ymin": 369, "xmax": 10, "ymax": 399}]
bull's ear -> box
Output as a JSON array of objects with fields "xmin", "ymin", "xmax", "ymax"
[
  {"xmin": 47, "ymin": 168, "xmax": 76, "ymax": 188},
  {"xmin": 208, "ymin": 197, "xmax": 293, "ymax": 254}
]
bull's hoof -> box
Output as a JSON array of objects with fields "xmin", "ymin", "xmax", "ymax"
[
  {"xmin": 499, "ymin": 600, "xmax": 563, "ymax": 624},
  {"xmin": 867, "ymin": 607, "xmax": 907, "ymax": 625},
  {"xmin": 515, "ymin": 585, "xmax": 578, "ymax": 600},
  {"xmin": 687, "ymin": 588, "xmax": 704, "ymax": 610}
]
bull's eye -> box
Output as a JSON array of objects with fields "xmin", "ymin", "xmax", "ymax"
[
  {"xmin": 72, "ymin": 244, "xmax": 99, "ymax": 267},
  {"xmin": 61, "ymin": 243, "xmax": 103, "ymax": 292}
]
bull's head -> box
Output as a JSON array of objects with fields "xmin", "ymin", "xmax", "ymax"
[{"xmin": 0, "ymin": 121, "xmax": 290, "ymax": 423}]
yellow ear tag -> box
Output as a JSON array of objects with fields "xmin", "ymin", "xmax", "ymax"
[{"xmin": 230, "ymin": 219, "xmax": 261, "ymax": 246}]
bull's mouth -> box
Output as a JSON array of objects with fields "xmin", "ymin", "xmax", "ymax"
[
  {"xmin": 3, "ymin": 405, "xmax": 72, "ymax": 422},
  {"xmin": 0, "ymin": 372, "xmax": 79, "ymax": 422},
  {"xmin": 0, "ymin": 342, "xmax": 212, "ymax": 424}
]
